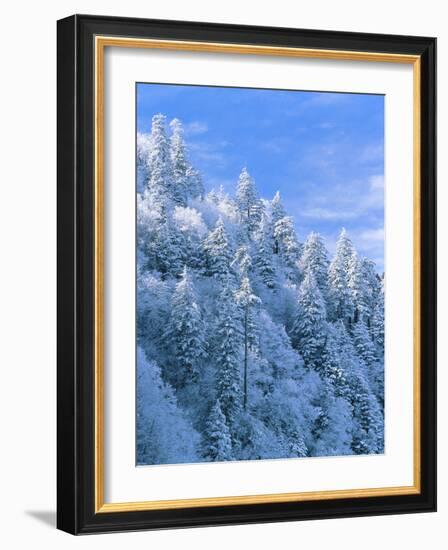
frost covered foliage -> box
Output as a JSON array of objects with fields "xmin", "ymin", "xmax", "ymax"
[{"xmin": 136, "ymin": 114, "xmax": 385, "ymax": 465}]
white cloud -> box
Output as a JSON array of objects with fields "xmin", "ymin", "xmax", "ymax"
[
  {"xmin": 358, "ymin": 227, "xmax": 385, "ymax": 242},
  {"xmin": 370, "ymin": 174, "xmax": 384, "ymax": 190},
  {"xmin": 301, "ymin": 207, "xmax": 359, "ymax": 221},
  {"xmin": 184, "ymin": 121, "xmax": 208, "ymax": 135}
]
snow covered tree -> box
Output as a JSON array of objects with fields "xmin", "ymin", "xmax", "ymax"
[
  {"xmin": 361, "ymin": 257, "xmax": 382, "ymax": 323},
  {"xmin": 353, "ymin": 319, "xmax": 384, "ymax": 405},
  {"xmin": 273, "ymin": 216, "xmax": 301, "ymax": 279},
  {"xmin": 334, "ymin": 322, "xmax": 384, "ymax": 454},
  {"xmin": 136, "ymin": 132, "xmax": 151, "ymax": 194},
  {"xmin": 235, "ymin": 276, "xmax": 261, "ymax": 410},
  {"xmin": 372, "ymin": 281, "xmax": 385, "ymax": 353},
  {"xmin": 136, "ymin": 111, "xmax": 385, "ymax": 466},
  {"xmin": 290, "ymin": 272, "xmax": 327, "ymax": 370},
  {"xmin": 328, "ymin": 228, "xmax": 355, "ymax": 324},
  {"xmin": 201, "ymin": 400, "xmax": 233, "ymax": 461},
  {"xmin": 232, "ymin": 245, "xmax": 252, "ymax": 276},
  {"xmin": 164, "ymin": 267, "xmax": 205, "ymax": 387},
  {"xmin": 236, "ymin": 167, "xmax": 263, "ymax": 238},
  {"xmin": 348, "ymin": 252, "xmax": 371, "ymax": 323},
  {"xmin": 270, "ymin": 191, "xmax": 287, "ymax": 225},
  {"xmin": 186, "ymin": 165, "xmax": 204, "ymax": 199},
  {"xmin": 352, "ymin": 319, "xmax": 376, "ymax": 367},
  {"xmin": 202, "ymin": 218, "xmax": 233, "ymax": 280},
  {"xmin": 300, "ymin": 232, "xmax": 330, "ymax": 302},
  {"xmin": 254, "ymin": 214, "xmax": 276, "ymax": 288},
  {"xmin": 137, "ymin": 194, "xmax": 184, "ymax": 277},
  {"xmin": 169, "ymin": 118, "xmax": 189, "ymax": 205},
  {"xmin": 136, "ymin": 347, "xmax": 199, "ymax": 465},
  {"xmin": 309, "ymin": 378, "xmax": 352, "ymax": 457},
  {"xmin": 146, "ymin": 113, "xmax": 173, "ymax": 202},
  {"xmin": 214, "ymin": 284, "xmax": 243, "ymax": 425}
]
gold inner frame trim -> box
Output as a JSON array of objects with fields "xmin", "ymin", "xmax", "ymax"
[{"xmin": 94, "ymin": 35, "xmax": 422, "ymax": 514}]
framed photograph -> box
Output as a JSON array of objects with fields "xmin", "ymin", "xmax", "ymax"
[{"xmin": 57, "ymin": 14, "xmax": 436, "ymax": 534}]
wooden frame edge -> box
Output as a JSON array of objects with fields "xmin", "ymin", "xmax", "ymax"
[{"xmin": 93, "ymin": 35, "xmax": 423, "ymax": 515}]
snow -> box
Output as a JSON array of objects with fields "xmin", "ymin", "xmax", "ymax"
[{"xmin": 136, "ymin": 114, "xmax": 385, "ymax": 465}]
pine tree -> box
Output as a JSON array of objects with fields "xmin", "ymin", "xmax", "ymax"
[
  {"xmin": 136, "ymin": 111, "xmax": 385, "ymax": 466},
  {"xmin": 232, "ymin": 245, "xmax": 252, "ymax": 276},
  {"xmin": 235, "ymin": 276, "xmax": 261, "ymax": 410},
  {"xmin": 273, "ymin": 216, "xmax": 301, "ymax": 279},
  {"xmin": 155, "ymin": 216, "xmax": 185, "ymax": 277},
  {"xmin": 236, "ymin": 167, "xmax": 263, "ymax": 238},
  {"xmin": 372, "ymin": 280, "xmax": 385, "ymax": 353},
  {"xmin": 164, "ymin": 267, "xmax": 205, "ymax": 387},
  {"xmin": 271, "ymin": 191, "xmax": 287, "ymax": 225},
  {"xmin": 202, "ymin": 401, "xmax": 233, "ymax": 461},
  {"xmin": 352, "ymin": 319, "xmax": 376, "ymax": 367},
  {"xmin": 137, "ymin": 195, "xmax": 184, "ymax": 277},
  {"xmin": 353, "ymin": 319, "xmax": 384, "ymax": 406},
  {"xmin": 214, "ymin": 284, "xmax": 243, "ymax": 425},
  {"xmin": 290, "ymin": 272, "xmax": 327, "ymax": 370},
  {"xmin": 361, "ymin": 257, "xmax": 381, "ymax": 324},
  {"xmin": 348, "ymin": 252, "xmax": 371, "ymax": 323},
  {"xmin": 300, "ymin": 232, "xmax": 330, "ymax": 302},
  {"xmin": 169, "ymin": 118, "xmax": 189, "ymax": 205},
  {"xmin": 146, "ymin": 113, "xmax": 173, "ymax": 202},
  {"xmin": 309, "ymin": 378, "xmax": 352, "ymax": 457},
  {"xmin": 254, "ymin": 214, "xmax": 276, "ymax": 288},
  {"xmin": 328, "ymin": 228, "xmax": 355, "ymax": 324},
  {"xmin": 136, "ymin": 132, "xmax": 151, "ymax": 194},
  {"xmin": 136, "ymin": 347, "xmax": 199, "ymax": 465},
  {"xmin": 202, "ymin": 218, "xmax": 233, "ymax": 280},
  {"xmin": 334, "ymin": 322, "xmax": 384, "ymax": 454},
  {"xmin": 186, "ymin": 166, "xmax": 204, "ymax": 199}
]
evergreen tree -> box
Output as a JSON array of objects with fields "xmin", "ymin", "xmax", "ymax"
[
  {"xmin": 214, "ymin": 284, "xmax": 243, "ymax": 425},
  {"xmin": 203, "ymin": 218, "xmax": 232, "ymax": 280},
  {"xmin": 236, "ymin": 167, "xmax": 263, "ymax": 238},
  {"xmin": 137, "ymin": 195, "xmax": 184, "ymax": 277},
  {"xmin": 202, "ymin": 218, "xmax": 233, "ymax": 280},
  {"xmin": 352, "ymin": 319, "xmax": 376, "ymax": 367},
  {"xmin": 232, "ymin": 245, "xmax": 252, "ymax": 276},
  {"xmin": 202, "ymin": 400, "xmax": 233, "ymax": 461},
  {"xmin": 254, "ymin": 214, "xmax": 276, "ymax": 288},
  {"xmin": 136, "ymin": 347, "xmax": 199, "ymax": 465},
  {"xmin": 155, "ymin": 216, "xmax": 185, "ymax": 277},
  {"xmin": 164, "ymin": 267, "xmax": 205, "ymax": 387},
  {"xmin": 353, "ymin": 319, "xmax": 384, "ymax": 406},
  {"xmin": 146, "ymin": 113, "xmax": 173, "ymax": 201},
  {"xmin": 348, "ymin": 252, "xmax": 371, "ymax": 323},
  {"xmin": 136, "ymin": 111, "xmax": 385, "ymax": 466},
  {"xmin": 309, "ymin": 378, "xmax": 352, "ymax": 457},
  {"xmin": 273, "ymin": 216, "xmax": 301, "ymax": 279},
  {"xmin": 372, "ymin": 280, "xmax": 385, "ymax": 353},
  {"xmin": 300, "ymin": 232, "xmax": 330, "ymax": 302},
  {"xmin": 169, "ymin": 118, "xmax": 189, "ymax": 205},
  {"xmin": 361, "ymin": 257, "xmax": 382, "ymax": 323},
  {"xmin": 186, "ymin": 165, "xmax": 204, "ymax": 199},
  {"xmin": 328, "ymin": 228, "xmax": 355, "ymax": 324},
  {"xmin": 334, "ymin": 322, "xmax": 384, "ymax": 454},
  {"xmin": 235, "ymin": 276, "xmax": 261, "ymax": 410},
  {"xmin": 136, "ymin": 132, "xmax": 151, "ymax": 194},
  {"xmin": 271, "ymin": 191, "xmax": 287, "ymax": 225},
  {"xmin": 290, "ymin": 272, "xmax": 327, "ymax": 370}
]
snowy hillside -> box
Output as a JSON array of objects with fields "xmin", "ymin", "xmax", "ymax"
[{"xmin": 136, "ymin": 113, "xmax": 385, "ymax": 465}]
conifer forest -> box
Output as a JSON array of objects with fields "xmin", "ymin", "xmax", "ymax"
[{"xmin": 136, "ymin": 112, "xmax": 385, "ymax": 466}]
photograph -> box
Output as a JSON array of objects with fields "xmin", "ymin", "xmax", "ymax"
[{"xmin": 135, "ymin": 83, "xmax": 386, "ymax": 466}]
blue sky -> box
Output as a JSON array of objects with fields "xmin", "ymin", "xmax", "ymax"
[{"xmin": 137, "ymin": 83, "xmax": 384, "ymax": 271}]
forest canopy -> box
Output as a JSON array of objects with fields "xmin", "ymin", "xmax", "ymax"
[{"xmin": 136, "ymin": 113, "xmax": 385, "ymax": 465}]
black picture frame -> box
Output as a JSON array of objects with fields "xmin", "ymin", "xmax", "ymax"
[{"xmin": 57, "ymin": 14, "xmax": 436, "ymax": 535}]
